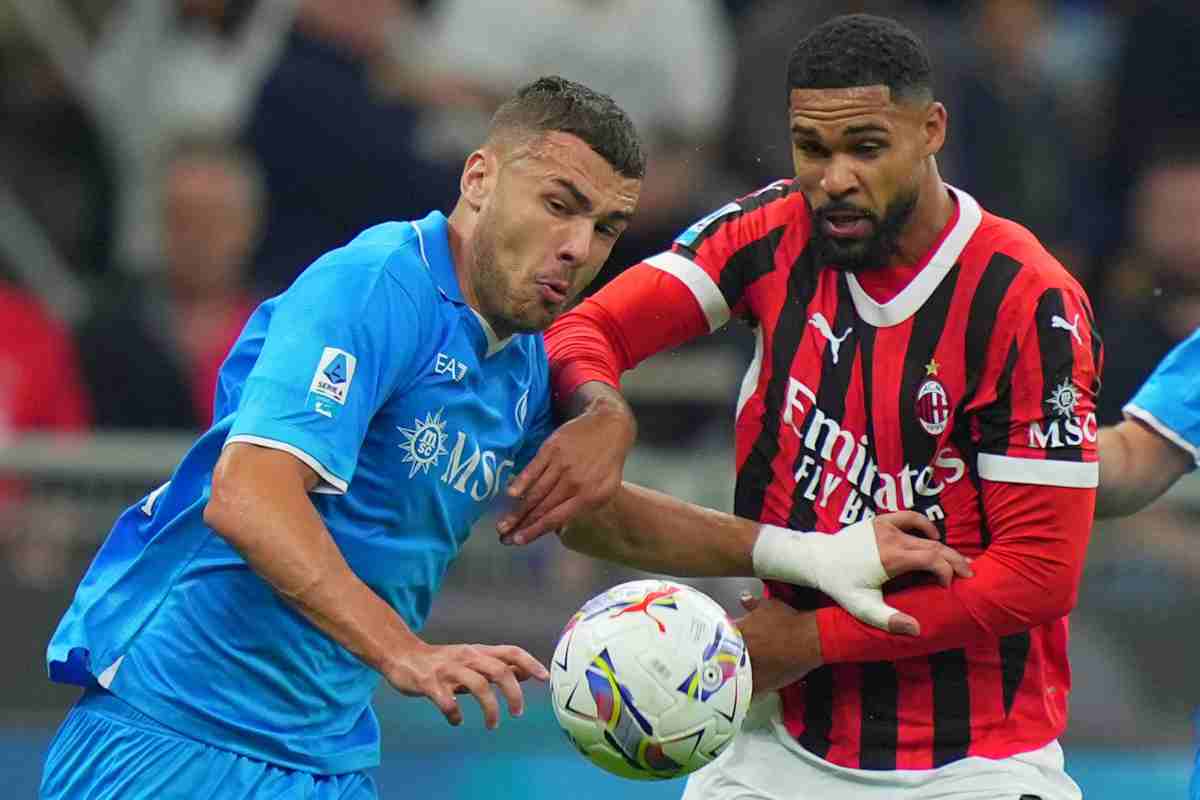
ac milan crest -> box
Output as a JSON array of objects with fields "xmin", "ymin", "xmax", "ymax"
[{"xmin": 916, "ymin": 377, "xmax": 951, "ymax": 436}]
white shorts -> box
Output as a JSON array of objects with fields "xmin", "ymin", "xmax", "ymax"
[{"xmin": 682, "ymin": 695, "xmax": 1082, "ymax": 800}]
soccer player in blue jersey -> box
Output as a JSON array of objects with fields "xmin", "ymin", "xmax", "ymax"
[
  {"xmin": 41, "ymin": 76, "xmax": 969, "ymax": 799},
  {"xmin": 1095, "ymin": 327, "xmax": 1199, "ymax": 799}
]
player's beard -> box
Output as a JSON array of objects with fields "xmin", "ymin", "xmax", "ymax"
[
  {"xmin": 812, "ymin": 189, "xmax": 919, "ymax": 273},
  {"xmin": 469, "ymin": 212, "xmax": 542, "ymax": 336}
]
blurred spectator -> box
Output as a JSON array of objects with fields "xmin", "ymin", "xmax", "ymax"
[
  {"xmin": 416, "ymin": 0, "xmax": 739, "ymax": 274},
  {"xmin": 76, "ymin": 140, "xmax": 262, "ymax": 431},
  {"xmin": 244, "ymin": 0, "xmax": 459, "ymax": 296},
  {"xmin": 0, "ymin": 273, "xmax": 90, "ymax": 439},
  {"xmin": 7, "ymin": 0, "xmax": 298, "ymax": 274},
  {"xmin": 1099, "ymin": 1, "xmax": 1200, "ymax": 274},
  {"xmin": 1097, "ymin": 151, "xmax": 1200, "ymax": 423},
  {"xmin": 0, "ymin": 42, "xmax": 113, "ymax": 280}
]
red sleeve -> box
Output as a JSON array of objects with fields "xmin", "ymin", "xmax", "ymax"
[
  {"xmin": 816, "ymin": 480, "xmax": 1094, "ymax": 663},
  {"xmin": 546, "ymin": 263, "xmax": 712, "ymax": 400}
]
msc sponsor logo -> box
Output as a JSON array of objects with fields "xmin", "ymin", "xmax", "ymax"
[
  {"xmin": 397, "ymin": 407, "xmax": 515, "ymax": 502},
  {"xmin": 782, "ymin": 377, "xmax": 967, "ymax": 524},
  {"xmin": 1028, "ymin": 413, "xmax": 1098, "ymax": 449}
]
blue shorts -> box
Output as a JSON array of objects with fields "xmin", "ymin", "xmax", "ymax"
[{"xmin": 40, "ymin": 689, "xmax": 377, "ymax": 800}]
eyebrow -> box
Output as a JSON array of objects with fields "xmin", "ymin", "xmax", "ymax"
[
  {"xmin": 791, "ymin": 123, "xmax": 891, "ymax": 137},
  {"xmin": 551, "ymin": 177, "xmax": 634, "ymax": 224}
]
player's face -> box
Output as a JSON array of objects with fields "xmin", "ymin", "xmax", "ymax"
[
  {"xmin": 470, "ymin": 132, "xmax": 641, "ymax": 335},
  {"xmin": 789, "ymin": 85, "xmax": 943, "ymax": 272}
]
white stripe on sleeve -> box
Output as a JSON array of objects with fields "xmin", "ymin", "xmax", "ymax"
[
  {"xmin": 977, "ymin": 453, "xmax": 1099, "ymax": 488},
  {"xmin": 645, "ymin": 251, "xmax": 731, "ymax": 332}
]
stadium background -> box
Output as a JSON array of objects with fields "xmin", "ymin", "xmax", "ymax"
[{"xmin": 1, "ymin": 0, "xmax": 1198, "ymax": 797}]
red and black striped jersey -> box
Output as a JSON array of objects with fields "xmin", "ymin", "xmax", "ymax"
[{"xmin": 546, "ymin": 179, "xmax": 1102, "ymax": 770}]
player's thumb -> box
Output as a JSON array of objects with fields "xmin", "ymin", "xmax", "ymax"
[{"xmin": 847, "ymin": 591, "xmax": 919, "ymax": 636}]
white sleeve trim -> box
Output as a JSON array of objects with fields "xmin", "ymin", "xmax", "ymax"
[
  {"xmin": 645, "ymin": 251, "xmax": 731, "ymax": 332},
  {"xmin": 224, "ymin": 435, "xmax": 348, "ymax": 494},
  {"xmin": 1123, "ymin": 404, "xmax": 1199, "ymax": 466},
  {"xmin": 978, "ymin": 453, "xmax": 1098, "ymax": 488}
]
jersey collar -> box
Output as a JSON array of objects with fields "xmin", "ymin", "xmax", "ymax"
[
  {"xmin": 410, "ymin": 211, "xmax": 516, "ymax": 357},
  {"xmin": 845, "ymin": 185, "xmax": 982, "ymax": 327}
]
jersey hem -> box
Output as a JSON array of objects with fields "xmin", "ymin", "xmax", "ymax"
[
  {"xmin": 224, "ymin": 435, "xmax": 349, "ymax": 493},
  {"xmin": 1123, "ymin": 404, "xmax": 1199, "ymax": 466}
]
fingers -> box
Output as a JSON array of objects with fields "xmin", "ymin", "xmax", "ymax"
[
  {"xmin": 447, "ymin": 666, "xmax": 502, "ymax": 730},
  {"xmin": 426, "ymin": 683, "xmax": 463, "ymax": 727},
  {"xmin": 505, "ymin": 448, "xmax": 549, "ymax": 502},
  {"xmin": 886, "ymin": 611, "xmax": 920, "ymax": 637},
  {"xmin": 497, "ymin": 460, "xmax": 559, "ymax": 538},
  {"xmin": 738, "ymin": 591, "xmax": 761, "ymax": 613},
  {"xmin": 468, "ymin": 654, "xmax": 526, "ymax": 721},
  {"xmin": 484, "ymin": 645, "xmax": 550, "ymax": 683},
  {"xmin": 882, "ymin": 511, "xmax": 940, "ymax": 541}
]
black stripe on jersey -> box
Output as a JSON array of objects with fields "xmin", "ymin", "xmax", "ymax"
[
  {"xmin": 787, "ymin": 273, "xmax": 859, "ymax": 531},
  {"xmin": 969, "ymin": 340, "xmax": 1018, "ymax": 548},
  {"xmin": 999, "ymin": 632, "xmax": 1032, "ymax": 715},
  {"xmin": 719, "ymin": 226, "xmax": 786, "ymax": 315},
  {"xmin": 898, "ymin": 268, "xmax": 960, "ymax": 532},
  {"xmin": 929, "ymin": 648, "xmax": 972, "ymax": 766},
  {"xmin": 1082, "ymin": 300, "xmax": 1103, "ymax": 393},
  {"xmin": 962, "ymin": 254, "xmax": 1023, "ymax": 406},
  {"xmin": 858, "ymin": 661, "xmax": 899, "ymax": 770},
  {"xmin": 949, "ymin": 418, "xmax": 992, "ymax": 549},
  {"xmin": 1035, "ymin": 289, "xmax": 1083, "ymax": 461},
  {"xmin": 797, "ymin": 666, "xmax": 835, "ymax": 759},
  {"xmin": 734, "ymin": 247, "xmax": 819, "ymax": 521}
]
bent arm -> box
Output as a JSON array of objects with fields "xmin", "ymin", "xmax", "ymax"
[
  {"xmin": 204, "ymin": 442, "xmax": 426, "ymax": 674},
  {"xmin": 816, "ymin": 482, "xmax": 1091, "ymax": 663},
  {"xmin": 1097, "ymin": 420, "xmax": 1193, "ymax": 518}
]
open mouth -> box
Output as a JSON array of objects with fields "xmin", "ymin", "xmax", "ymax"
[{"xmin": 820, "ymin": 209, "xmax": 874, "ymax": 239}]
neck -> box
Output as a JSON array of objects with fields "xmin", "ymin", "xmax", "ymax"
[{"xmin": 890, "ymin": 161, "xmax": 955, "ymax": 268}]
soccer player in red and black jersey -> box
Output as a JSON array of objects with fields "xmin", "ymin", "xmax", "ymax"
[{"xmin": 497, "ymin": 13, "xmax": 1100, "ymax": 800}]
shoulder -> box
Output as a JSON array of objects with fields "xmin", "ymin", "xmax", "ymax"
[
  {"xmin": 675, "ymin": 179, "xmax": 809, "ymax": 253},
  {"xmin": 962, "ymin": 209, "xmax": 1091, "ymax": 325},
  {"xmin": 291, "ymin": 222, "xmax": 441, "ymax": 314}
]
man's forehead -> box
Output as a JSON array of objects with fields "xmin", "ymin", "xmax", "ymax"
[
  {"xmin": 789, "ymin": 85, "xmax": 899, "ymax": 124},
  {"xmin": 519, "ymin": 132, "xmax": 640, "ymax": 209}
]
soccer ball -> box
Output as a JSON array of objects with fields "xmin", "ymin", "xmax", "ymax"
[{"xmin": 549, "ymin": 579, "xmax": 752, "ymax": 781}]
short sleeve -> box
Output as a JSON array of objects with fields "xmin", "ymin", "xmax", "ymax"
[
  {"xmin": 1124, "ymin": 327, "xmax": 1200, "ymax": 467},
  {"xmin": 973, "ymin": 284, "xmax": 1102, "ymax": 488},
  {"xmin": 227, "ymin": 256, "xmax": 432, "ymax": 492}
]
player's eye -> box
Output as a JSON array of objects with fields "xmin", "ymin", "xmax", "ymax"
[
  {"xmin": 854, "ymin": 141, "xmax": 886, "ymax": 158},
  {"xmin": 546, "ymin": 198, "xmax": 570, "ymax": 215},
  {"xmin": 596, "ymin": 223, "xmax": 619, "ymax": 239},
  {"xmin": 794, "ymin": 140, "xmax": 829, "ymax": 158}
]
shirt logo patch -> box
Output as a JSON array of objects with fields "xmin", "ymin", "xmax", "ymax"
[
  {"xmin": 436, "ymin": 352, "xmax": 468, "ymax": 382},
  {"xmin": 809, "ymin": 313, "xmax": 853, "ymax": 364},
  {"xmin": 674, "ymin": 202, "xmax": 741, "ymax": 248},
  {"xmin": 1050, "ymin": 313, "xmax": 1083, "ymax": 345},
  {"xmin": 515, "ymin": 389, "xmax": 529, "ymax": 431},
  {"xmin": 310, "ymin": 347, "xmax": 357, "ymax": 405},
  {"xmin": 1047, "ymin": 378, "xmax": 1079, "ymax": 418},
  {"xmin": 398, "ymin": 408, "xmax": 450, "ymax": 477},
  {"xmin": 916, "ymin": 377, "xmax": 951, "ymax": 436}
]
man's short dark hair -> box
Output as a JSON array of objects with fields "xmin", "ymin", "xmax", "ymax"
[
  {"xmin": 488, "ymin": 76, "xmax": 645, "ymax": 180},
  {"xmin": 787, "ymin": 14, "xmax": 933, "ymax": 103}
]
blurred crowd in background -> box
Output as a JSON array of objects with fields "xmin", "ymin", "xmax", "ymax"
[{"xmin": 1, "ymin": 0, "xmax": 1199, "ymax": 754}]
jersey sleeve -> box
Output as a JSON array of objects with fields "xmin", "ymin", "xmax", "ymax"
[
  {"xmin": 546, "ymin": 181, "xmax": 800, "ymax": 398},
  {"xmin": 968, "ymin": 279, "xmax": 1102, "ymax": 488},
  {"xmin": 1123, "ymin": 326, "xmax": 1200, "ymax": 467},
  {"xmin": 227, "ymin": 255, "xmax": 431, "ymax": 493}
]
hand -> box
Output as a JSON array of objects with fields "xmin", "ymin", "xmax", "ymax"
[
  {"xmin": 383, "ymin": 642, "xmax": 549, "ymax": 730},
  {"xmin": 497, "ymin": 390, "xmax": 635, "ymax": 546},
  {"xmin": 874, "ymin": 511, "xmax": 973, "ymax": 587},
  {"xmin": 734, "ymin": 594, "xmax": 821, "ymax": 696}
]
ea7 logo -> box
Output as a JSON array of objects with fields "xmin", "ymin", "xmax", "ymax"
[
  {"xmin": 1028, "ymin": 413, "xmax": 1098, "ymax": 448},
  {"xmin": 435, "ymin": 352, "xmax": 468, "ymax": 382}
]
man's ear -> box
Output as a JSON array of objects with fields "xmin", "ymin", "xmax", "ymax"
[
  {"xmin": 460, "ymin": 149, "xmax": 493, "ymax": 210},
  {"xmin": 923, "ymin": 101, "xmax": 948, "ymax": 157}
]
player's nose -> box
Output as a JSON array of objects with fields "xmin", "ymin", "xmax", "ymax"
[
  {"xmin": 557, "ymin": 219, "xmax": 593, "ymax": 268},
  {"xmin": 820, "ymin": 156, "xmax": 858, "ymax": 197}
]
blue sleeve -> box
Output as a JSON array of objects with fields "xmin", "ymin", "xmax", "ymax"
[
  {"xmin": 228, "ymin": 252, "xmax": 434, "ymax": 491},
  {"xmin": 1124, "ymin": 326, "xmax": 1200, "ymax": 467}
]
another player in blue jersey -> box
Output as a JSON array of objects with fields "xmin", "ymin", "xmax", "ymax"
[
  {"xmin": 1095, "ymin": 327, "xmax": 1199, "ymax": 799},
  {"xmin": 41, "ymin": 76, "xmax": 969, "ymax": 800}
]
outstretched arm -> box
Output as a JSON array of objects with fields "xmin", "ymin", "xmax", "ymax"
[
  {"xmin": 206, "ymin": 442, "xmax": 547, "ymax": 729},
  {"xmin": 1097, "ymin": 420, "xmax": 1193, "ymax": 518},
  {"xmin": 561, "ymin": 483, "xmax": 972, "ymax": 636}
]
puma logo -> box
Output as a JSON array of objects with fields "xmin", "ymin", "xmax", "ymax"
[
  {"xmin": 809, "ymin": 313, "xmax": 853, "ymax": 364},
  {"xmin": 1051, "ymin": 313, "xmax": 1082, "ymax": 346}
]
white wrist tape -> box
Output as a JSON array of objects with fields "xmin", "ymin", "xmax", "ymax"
[{"xmin": 752, "ymin": 520, "xmax": 897, "ymax": 631}]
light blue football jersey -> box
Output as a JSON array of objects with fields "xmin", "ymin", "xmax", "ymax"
[
  {"xmin": 46, "ymin": 211, "xmax": 555, "ymax": 774},
  {"xmin": 1124, "ymin": 326, "xmax": 1200, "ymax": 468}
]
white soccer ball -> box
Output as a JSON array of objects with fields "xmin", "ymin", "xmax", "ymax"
[{"xmin": 549, "ymin": 579, "xmax": 753, "ymax": 780}]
